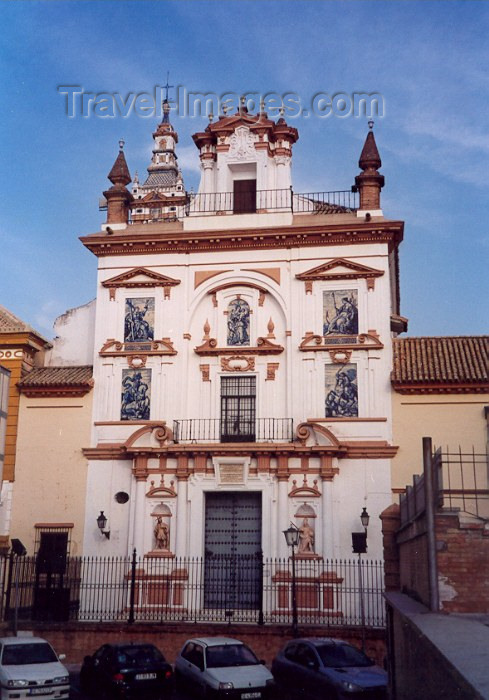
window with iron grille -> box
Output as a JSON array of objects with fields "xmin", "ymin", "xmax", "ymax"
[
  {"xmin": 220, "ymin": 376, "xmax": 256, "ymax": 442},
  {"xmin": 34, "ymin": 525, "xmax": 72, "ymax": 561}
]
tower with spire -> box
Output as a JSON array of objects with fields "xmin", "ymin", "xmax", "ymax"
[{"xmin": 130, "ymin": 94, "xmax": 186, "ymax": 224}]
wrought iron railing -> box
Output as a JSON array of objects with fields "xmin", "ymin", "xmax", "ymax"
[
  {"xmin": 173, "ymin": 418, "xmax": 294, "ymax": 443},
  {"xmin": 400, "ymin": 447, "xmax": 489, "ymax": 525},
  {"xmin": 185, "ymin": 189, "xmax": 358, "ymax": 215},
  {"xmin": 102, "ymin": 188, "xmax": 359, "ymax": 219},
  {"xmin": 3, "ymin": 553, "xmax": 385, "ymax": 628}
]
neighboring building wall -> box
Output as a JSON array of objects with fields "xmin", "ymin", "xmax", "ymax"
[
  {"xmin": 10, "ymin": 390, "xmax": 93, "ymax": 555},
  {"xmin": 392, "ymin": 394, "xmax": 487, "ymax": 490},
  {"xmin": 45, "ymin": 299, "xmax": 96, "ymax": 366},
  {"xmin": 391, "ymin": 336, "xmax": 489, "ymax": 492}
]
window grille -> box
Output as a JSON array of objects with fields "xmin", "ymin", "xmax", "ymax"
[{"xmin": 220, "ymin": 376, "xmax": 256, "ymax": 442}]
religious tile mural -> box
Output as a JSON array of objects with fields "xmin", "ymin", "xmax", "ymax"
[
  {"xmin": 325, "ymin": 363, "xmax": 358, "ymax": 417},
  {"xmin": 121, "ymin": 368, "xmax": 151, "ymax": 420},
  {"xmin": 124, "ymin": 297, "xmax": 155, "ymax": 342},
  {"xmin": 227, "ymin": 298, "xmax": 250, "ymax": 346},
  {"xmin": 323, "ymin": 290, "xmax": 358, "ymax": 336}
]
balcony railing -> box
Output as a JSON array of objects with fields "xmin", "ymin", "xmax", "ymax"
[
  {"xmin": 173, "ymin": 418, "xmax": 294, "ymax": 443},
  {"xmin": 185, "ymin": 189, "xmax": 358, "ymax": 216},
  {"xmin": 100, "ymin": 188, "xmax": 359, "ymax": 220}
]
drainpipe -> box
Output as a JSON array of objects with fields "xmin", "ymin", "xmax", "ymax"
[{"xmin": 423, "ymin": 436, "xmax": 439, "ymax": 612}]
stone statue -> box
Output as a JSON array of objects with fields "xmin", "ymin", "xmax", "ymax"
[
  {"xmin": 298, "ymin": 517, "xmax": 314, "ymax": 553},
  {"xmin": 154, "ymin": 515, "xmax": 169, "ymax": 550}
]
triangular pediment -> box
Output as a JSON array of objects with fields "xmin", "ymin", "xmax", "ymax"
[
  {"xmin": 102, "ymin": 267, "xmax": 181, "ymax": 290},
  {"xmin": 296, "ymin": 258, "xmax": 384, "ymax": 282}
]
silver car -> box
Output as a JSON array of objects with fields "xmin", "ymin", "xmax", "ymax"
[
  {"xmin": 0, "ymin": 636, "xmax": 69, "ymax": 700},
  {"xmin": 175, "ymin": 636, "xmax": 275, "ymax": 699}
]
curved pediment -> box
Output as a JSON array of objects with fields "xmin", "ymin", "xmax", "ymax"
[
  {"xmin": 295, "ymin": 422, "xmax": 343, "ymax": 449},
  {"xmin": 125, "ymin": 423, "xmax": 174, "ymax": 451}
]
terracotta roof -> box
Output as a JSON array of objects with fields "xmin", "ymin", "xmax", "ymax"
[
  {"xmin": 18, "ymin": 366, "xmax": 93, "ymax": 397},
  {"xmin": 392, "ymin": 336, "xmax": 489, "ymax": 394}
]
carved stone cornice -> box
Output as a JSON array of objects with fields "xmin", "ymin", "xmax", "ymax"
[
  {"xmin": 299, "ymin": 331, "xmax": 383, "ymax": 353},
  {"xmin": 195, "ymin": 336, "xmax": 284, "ymax": 356},
  {"xmin": 80, "ymin": 220, "xmax": 404, "ymax": 258},
  {"xmin": 99, "ymin": 338, "xmax": 177, "ymax": 358}
]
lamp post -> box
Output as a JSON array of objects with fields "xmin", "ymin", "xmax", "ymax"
[
  {"xmin": 352, "ymin": 507, "xmax": 369, "ymax": 652},
  {"xmin": 283, "ymin": 524, "xmax": 299, "ymax": 638},
  {"xmin": 10, "ymin": 539, "xmax": 26, "ymax": 637}
]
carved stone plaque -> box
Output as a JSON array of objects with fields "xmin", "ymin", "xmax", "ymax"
[{"xmin": 219, "ymin": 463, "xmax": 245, "ymax": 484}]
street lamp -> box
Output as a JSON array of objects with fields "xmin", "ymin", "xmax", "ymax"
[
  {"xmin": 96, "ymin": 511, "xmax": 110, "ymax": 539},
  {"xmin": 352, "ymin": 508, "xmax": 369, "ymax": 652},
  {"xmin": 283, "ymin": 524, "xmax": 299, "ymax": 638}
]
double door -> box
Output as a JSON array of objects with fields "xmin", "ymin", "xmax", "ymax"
[{"xmin": 204, "ymin": 492, "xmax": 262, "ymax": 610}]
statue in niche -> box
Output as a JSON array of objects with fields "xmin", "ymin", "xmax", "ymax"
[
  {"xmin": 154, "ymin": 515, "xmax": 170, "ymax": 550},
  {"xmin": 323, "ymin": 290, "xmax": 358, "ymax": 336},
  {"xmin": 227, "ymin": 298, "xmax": 250, "ymax": 346},
  {"xmin": 325, "ymin": 365, "xmax": 358, "ymax": 418},
  {"xmin": 124, "ymin": 298, "xmax": 154, "ymax": 342},
  {"xmin": 298, "ymin": 518, "xmax": 315, "ymax": 554}
]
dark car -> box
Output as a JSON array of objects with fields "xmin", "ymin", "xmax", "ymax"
[
  {"xmin": 79, "ymin": 642, "xmax": 173, "ymax": 699},
  {"xmin": 271, "ymin": 638, "xmax": 387, "ymax": 699}
]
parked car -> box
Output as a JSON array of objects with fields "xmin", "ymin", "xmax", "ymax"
[
  {"xmin": 0, "ymin": 635, "xmax": 69, "ymax": 700},
  {"xmin": 271, "ymin": 637, "xmax": 387, "ymax": 699},
  {"xmin": 175, "ymin": 636, "xmax": 275, "ymax": 698},
  {"xmin": 79, "ymin": 642, "xmax": 173, "ymax": 698}
]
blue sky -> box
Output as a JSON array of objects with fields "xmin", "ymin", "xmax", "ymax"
[{"xmin": 1, "ymin": 0, "xmax": 488, "ymax": 338}]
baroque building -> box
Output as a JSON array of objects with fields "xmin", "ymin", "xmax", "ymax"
[{"xmin": 79, "ymin": 102, "xmax": 403, "ymax": 584}]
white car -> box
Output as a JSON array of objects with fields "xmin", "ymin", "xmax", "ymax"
[
  {"xmin": 175, "ymin": 636, "xmax": 275, "ymax": 699},
  {"xmin": 0, "ymin": 636, "xmax": 69, "ymax": 700}
]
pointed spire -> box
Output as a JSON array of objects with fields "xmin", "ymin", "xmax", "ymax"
[
  {"xmin": 107, "ymin": 139, "xmax": 131, "ymax": 186},
  {"xmin": 103, "ymin": 140, "xmax": 133, "ymax": 225},
  {"xmin": 359, "ymin": 129, "xmax": 382, "ymax": 171},
  {"xmin": 355, "ymin": 123, "xmax": 384, "ymax": 213}
]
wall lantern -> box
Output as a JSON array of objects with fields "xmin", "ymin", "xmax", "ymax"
[
  {"xmin": 360, "ymin": 507, "xmax": 370, "ymax": 530},
  {"xmin": 96, "ymin": 511, "xmax": 110, "ymax": 539}
]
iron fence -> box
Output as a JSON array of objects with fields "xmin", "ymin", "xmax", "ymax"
[
  {"xmin": 2, "ymin": 553, "xmax": 385, "ymax": 629},
  {"xmin": 400, "ymin": 447, "xmax": 489, "ymax": 525},
  {"xmin": 173, "ymin": 418, "xmax": 294, "ymax": 443}
]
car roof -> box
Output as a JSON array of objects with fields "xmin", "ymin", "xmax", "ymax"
[
  {"xmin": 0, "ymin": 637, "xmax": 52, "ymax": 646},
  {"xmin": 185, "ymin": 637, "xmax": 244, "ymax": 647},
  {"xmin": 287, "ymin": 638, "xmax": 351, "ymax": 647},
  {"xmin": 100, "ymin": 643, "xmax": 158, "ymax": 650}
]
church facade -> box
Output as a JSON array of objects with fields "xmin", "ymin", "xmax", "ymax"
[{"xmin": 78, "ymin": 101, "xmax": 403, "ymax": 576}]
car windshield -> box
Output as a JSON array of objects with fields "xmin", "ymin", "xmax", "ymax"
[
  {"xmin": 116, "ymin": 646, "xmax": 164, "ymax": 667},
  {"xmin": 2, "ymin": 643, "xmax": 58, "ymax": 665},
  {"xmin": 206, "ymin": 644, "xmax": 259, "ymax": 668},
  {"xmin": 317, "ymin": 644, "xmax": 374, "ymax": 668}
]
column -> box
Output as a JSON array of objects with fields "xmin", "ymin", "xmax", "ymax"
[{"xmin": 131, "ymin": 455, "xmax": 148, "ymax": 555}]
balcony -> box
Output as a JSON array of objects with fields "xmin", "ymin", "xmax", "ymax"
[
  {"xmin": 173, "ymin": 418, "xmax": 294, "ymax": 444},
  {"xmin": 99, "ymin": 189, "xmax": 359, "ymax": 220}
]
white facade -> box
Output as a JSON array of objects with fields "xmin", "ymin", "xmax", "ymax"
[{"xmin": 80, "ymin": 109, "xmax": 402, "ymax": 579}]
